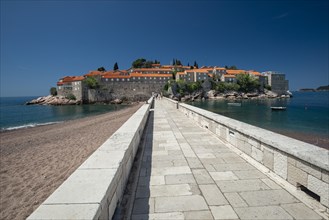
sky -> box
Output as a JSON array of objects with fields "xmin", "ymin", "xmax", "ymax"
[{"xmin": 1, "ymin": 0, "xmax": 328, "ymax": 97}]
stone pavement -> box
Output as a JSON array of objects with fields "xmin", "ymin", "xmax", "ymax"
[{"xmin": 126, "ymin": 99, "xmax": 325, "ymax": 220}]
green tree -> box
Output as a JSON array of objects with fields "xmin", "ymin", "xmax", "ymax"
[
  {"xmin": 132, "ymin": 58, "xmax": 146, "ymax": 68},
  {"xmin": 113, "ymin": 62, "xmax": 119, "ymax": 70},
  {"xmin": 144, "ymin": 60, "xmax": 153, "ymax": 68},
  {"xmin": 50, "ymin": 87, "xmax": 57, "ymax": 96},
  {"xmin": 171, "ymin": 70, "xmax": 177, "ymax": 80},
  {"xmin": 236, "ymin": 74, "xmax": 260, "ymax": 92},
  {"xmin": 194, "ymin": 61, "xmax": 198, "ymax": 68},
  {"xmin": 66, "ymin": 93, "xmax": 76, "ymax": 100},
  {"xmin": 97, "ymin": 67, "xmax": 106, "ymax": 72},
  {"xmin": 265, "ymin": 85, "xmax": 272, "ymax": 90},
  {"xmin": 187, "ymin": 81, "xmax": 202, "ymax": 93},
  {"xmin": 225, "ymin": 65, "xmax": 238, "ymax": 70},
  {"xmin": 84, "ymin": 76, "xmax": 99, "ymax": 89}
]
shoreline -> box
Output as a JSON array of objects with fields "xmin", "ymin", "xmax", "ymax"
[{"xmin": 0, "ymin": 103, "xmax": 143, "ymax": 220}]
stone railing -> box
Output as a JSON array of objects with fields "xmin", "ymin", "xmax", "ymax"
[
  {"xmin": 27, "ymin": 97, "xmax": 154, "ymax": 220},
  {"xmin": 163, "ymin": 97, "xmax": 329, "ymax": 209}
]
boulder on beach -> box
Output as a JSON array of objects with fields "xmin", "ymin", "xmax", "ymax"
[{"xmin": 110, "ymin": 98, "xmax": 123, "ymax": 104}]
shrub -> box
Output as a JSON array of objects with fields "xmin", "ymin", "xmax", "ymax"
[
  {"xmin": 66, "ymin": 93, "xmax": 76, "ymax": 100},
  {"xmin": 50, "ymin": 87, "xmax": 57, "ymax": 96},
  {"xmin": 84, "ymin": 77, "xmax": 99, "ymax": 89}
]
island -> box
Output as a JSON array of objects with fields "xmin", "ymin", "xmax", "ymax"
[{"xmin": 27, "ymin": 58, "xmax": 292, "ymax": 105}]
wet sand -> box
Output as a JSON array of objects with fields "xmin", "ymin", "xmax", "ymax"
[{"xmin": 0, "ymin": 103, "xmax": 142, "ymax": 220}]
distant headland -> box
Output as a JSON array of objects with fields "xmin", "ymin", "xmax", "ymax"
[{"xmin": 299, "ymin": 85, "xmax": 329, "ymax": 92}]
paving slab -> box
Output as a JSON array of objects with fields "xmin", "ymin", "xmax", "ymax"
[
  {"xmin": 239, "ymin": 189, "xmax": 299, "ymax": 206},
  {"xmin": 210, "ymin": 205, "xmax": 239, "ymax": 220},
  {"xmin": 216, "ymin": 179, "xmax": 270, "ymax": 192},
  {"xmin": 184, "ymin": 210, "xmax": 214, "ymax": 220},
  {"xmin": 224, "ymin": 193, "xmax": 248, "ymax": 208},
  {"xmin": 199, "ymin": 184, "xmax": 229, "ymax": 205},
  {"xmin": 233, "ymin": 169, "xmax": 267, "ymax": 179},
  {"xmin": 155, "ymin": 195, "xmax": 209, "ymax": 212},
  {"xmin": 192, "ymin": 169, "xmax": 215, "ymax": 184},
  {"xmin": 165, "ymin": 174, "xmax": 196, "ymax": 184},
  {"xmin": 209, "ymin": 171, "xmax": 239, "ymax": 181},
  {"xmin": 132, "ymin": 212, "xmax": 184, "ymax": 220},
  {"xmin": 281, "ymin": 203, "xmax": 323, "ymax": 220},
  {"xmin": 235, "ymin": 206, "xmax": 293, "ymax": 220}
]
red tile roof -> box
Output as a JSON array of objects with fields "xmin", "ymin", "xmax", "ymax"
[{"xmin": 226, "ymin": 70, "xmax": 246, "ymax": 75}]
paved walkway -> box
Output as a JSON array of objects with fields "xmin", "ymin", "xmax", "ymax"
[{"xmin": 128, "ymin": 99, "xmax": 324, "ymax": 220}]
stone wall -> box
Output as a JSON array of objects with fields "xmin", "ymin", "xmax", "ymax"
[
  {"xmin": 83, "ymin": 82, "xmax": 165, "ymax": 103},
  {"xmin": 162, "ymin": 97, "xmax": 329, "ymax": 209},
  {"xmin": 27, "ymin": 97, "xmax": 154, "ymax": 220}
]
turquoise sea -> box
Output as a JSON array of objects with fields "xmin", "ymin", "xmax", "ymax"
[
  {"xmin": 0, "ymin": 96, "xmax": 127, "ymax": 131},
  {"xmin": 1, "ymin": 92, "xmax": 328, "ymax": 143},
  {"xmin": 189, "ymin": 91, "xmax": 329, "ymax": 140}
]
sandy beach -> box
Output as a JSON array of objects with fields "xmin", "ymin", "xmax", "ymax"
[{"xmin": 0, "ymin": 103, "xmax": 142, "ymax": 220}]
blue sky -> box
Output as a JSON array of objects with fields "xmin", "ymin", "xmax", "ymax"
[{"xmin": 1, "ymin": 0, "xmax": 328, "ymax": 97}]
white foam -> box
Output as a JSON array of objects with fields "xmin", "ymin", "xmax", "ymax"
[{"xmin": 2, "ymin": 122, "xmax": 61, "ymax": 131}]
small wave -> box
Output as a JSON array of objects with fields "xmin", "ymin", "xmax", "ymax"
[{"xmin": 1, "ymin": 122, "xmax": 61, "ymax": 131}]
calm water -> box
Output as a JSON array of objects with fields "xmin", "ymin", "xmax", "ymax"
[
  {"xmin": 189, "ymin": 91, "xmax": 329, "ymax": 138},
  {"xmin": 0, "ymin": 96, "xmax": 127, "ymax": 131}
]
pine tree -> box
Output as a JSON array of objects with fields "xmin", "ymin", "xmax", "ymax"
[
  {"xmin": 194, "ymin": 61, "xmax": 198, "ymax": 68},
  {"xmin": 113, "ymin": 62, "xmax": 119, "ymax": 70}
]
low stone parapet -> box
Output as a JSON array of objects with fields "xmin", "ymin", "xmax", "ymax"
[
  {"xmin": 27, "ymin": 97, "xmax": 154, "ymax": 220},
  {"xmin": 162, "ymin": 97, "xmax": 329, "ymax": 209}
]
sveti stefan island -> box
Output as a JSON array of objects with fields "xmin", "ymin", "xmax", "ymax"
[{"xmin": 1, "ymin": 1, "xmax": 328, "ymax": 220}]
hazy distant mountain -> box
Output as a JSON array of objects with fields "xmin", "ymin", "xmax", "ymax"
[
  {"xmin": 299, "ymin": 85, "xmax": 329, "ymax": 92},
  {"xmin": 316, "ymin": 85, "xmax": 329, "ymax": 91}
]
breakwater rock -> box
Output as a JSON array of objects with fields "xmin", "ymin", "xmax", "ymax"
[{"xmin": 26, "ymin": 95, "xmax": 81, "ymax": 105}]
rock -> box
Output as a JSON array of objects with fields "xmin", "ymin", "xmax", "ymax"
[
  {"xmin": 110, "ymin": 99, "xmax": 123, "ymax": 104},
  {"xmin": 246, "ymin": 93, "xmax": 259, "ymax": 97},
  {"xmin": 207, "ymin": 90, "xmax": 217, "ymax": 99},
  {"xmin": 26, "ymin": 96, "xmax": 80, "ymax": 105},
  {"xmin": 264, "ymin": 90, "xmax": 278, "ymax": 98}
]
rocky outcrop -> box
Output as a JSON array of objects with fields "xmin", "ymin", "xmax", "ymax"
[
  {"xmin": 110, "ymin": 98, "xmax": 123, "ymax": 104},
  {"xmin": 181, "ymin": 89, "xmax": 289, "ymax": 101},
  {"xmin": 26, "ymin": 95, "xmax": 81, "ymax": 105}
]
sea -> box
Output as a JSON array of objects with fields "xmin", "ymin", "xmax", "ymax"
[
  {"xmin": 0, "ymin": 96, "xmax": 128, "ymax": 131},
  {"xmin": 1, "ymin": 92, "xmax": 328, "ymax": 140},
  {"xmin": 188, "ymin": 91, "xmax": 329, "ymax": 141}
]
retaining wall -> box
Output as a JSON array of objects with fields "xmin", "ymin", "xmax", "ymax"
[
  {"xmin": 163, "ymin": 97, "xmax": 329, "ymax": 209},
  {"xmin": 28, "ymin": 97, "xmax": 154, "ymax": 220}
]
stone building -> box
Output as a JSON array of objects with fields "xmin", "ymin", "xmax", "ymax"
[
  {"xmin": 262, "ymin": 71, "xmax": 289, "ymax": 95},
  {"xmin": 57, "ymin": 76, "xmax": 84, "ymax": 101}
]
